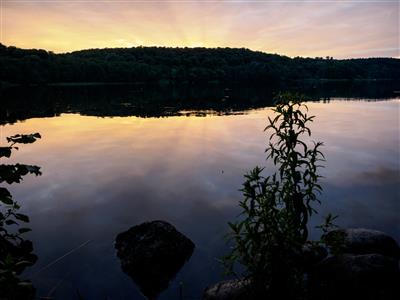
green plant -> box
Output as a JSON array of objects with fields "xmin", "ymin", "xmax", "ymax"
[
  {"xmin": 223, "ymin": 94, "xmax": 325, "ymax": 299},
  {"xmin": 316, "ymin": 213, "xmax": 345, "ymax": 256},
  {"xmin": 0, "ymin": 133, "xmax": 41, "ymax": 299}
]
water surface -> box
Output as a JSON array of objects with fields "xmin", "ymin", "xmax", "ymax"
[{"xmin": 0, "ymin": 86, "xmax": 399, "ymax": 299}]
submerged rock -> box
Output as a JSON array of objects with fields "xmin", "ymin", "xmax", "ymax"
[
  {"xmin": 115, "ymin": 220, "xmax": 195, "ymax": 300},
  {"xmin": 326, "ymin": 228, "xmax": 400, "ymax": 258},
  {"xmin": 203, "ymin": 278, "xmax": 252, "ymax": 300}
]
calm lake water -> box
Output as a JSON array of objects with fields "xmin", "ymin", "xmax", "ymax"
[{"xmin": 0, "ymin": 84, "xmax": 399, "ymax": 299}]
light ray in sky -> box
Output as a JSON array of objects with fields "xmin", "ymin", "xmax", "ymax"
[{"xmin": 1, "ymin": 0, "xmax": 398, "ymax": 58}]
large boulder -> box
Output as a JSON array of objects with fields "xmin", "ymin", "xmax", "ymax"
[
  {"xmin": 310, "ymin": 228, "xmax": 400, "ymax": 300},
  {"xmin": 309, "ymin": 253, "xmax": 400, "ymax": 300},
  {"xmin": 115, "ymin": 220, "xmax": 195, "ymax": 300},
  {"xmin": 326, "ymin": 228, "xmax": 400, "ymax": 258},
  {"xmin": 203, "ymin": 278, "xmax": 252, "ymax": 300}
]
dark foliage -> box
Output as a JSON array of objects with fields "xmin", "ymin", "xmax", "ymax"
[
  {"xmin": 0, "ymin": 133, "xmax": 41, "ymax": 300},
  {"xmin": 223, "ymin": 94, "xmax": 336, "ymax": 299},
  {"xmin": 0, "ymin": 44, "xmax": 399, "ymax": 85}
]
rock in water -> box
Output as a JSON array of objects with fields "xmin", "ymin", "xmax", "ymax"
[
  {"xmin": 203, "ymin": 278, "xmax": 252, "ymax": 300},
  {"xmin": 310, "ymin": 254, "xmax": 400, "ymax": 300},
  {"xmin": 326, "ymin": 228, "xmax": 400, "ymax": 258},
  {"xmin": 310, "ymin": 228, "xmax": 400, "ymax": 300},
  {"xmin": 115, "ymin": 220, "xmax": 195, "ymax": 300}
]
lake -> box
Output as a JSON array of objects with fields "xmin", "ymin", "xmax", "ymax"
[{"xmin": 0, "ymin": 83, "xmax": 399, "ymax": 299}]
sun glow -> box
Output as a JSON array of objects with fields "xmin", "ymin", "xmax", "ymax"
[{"xmin": 2, "ymin": 1, "xmax": 399, "ymax": 58}]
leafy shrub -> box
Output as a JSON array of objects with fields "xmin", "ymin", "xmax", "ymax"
[
  {"xmin": 0, "ymin": 133, "xmax": 41, "ymax": 299},
  {"xmin": 223, "ymin": 94, "xmax": 326, "ymax": 299}
]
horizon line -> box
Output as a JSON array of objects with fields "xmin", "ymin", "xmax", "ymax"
[{"xmin": 1, "ymin": 43, "xmax": 399, "ymax": 60}]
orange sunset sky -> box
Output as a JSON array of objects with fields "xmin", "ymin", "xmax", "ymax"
[{"xmin": 1, "ymin": 0, "xmax": 399, "ymax": 58}]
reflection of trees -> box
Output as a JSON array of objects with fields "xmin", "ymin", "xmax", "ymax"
[
  {"xmin": 0, "ymin": 81, "xmax": 397, "ymax": 125},
  {"xmin": 0, "ymin": 133, "xmax": 41, "ymax": 299}
]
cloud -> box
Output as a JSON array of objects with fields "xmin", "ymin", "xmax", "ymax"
[{"xmin": 2, "ymin": 1, "xmax": 398, "ymax": 57}]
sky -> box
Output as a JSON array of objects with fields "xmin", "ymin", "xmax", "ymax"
[{"xmin": 1, "ymin": 0, "xmax": 399, "ymax": 58}]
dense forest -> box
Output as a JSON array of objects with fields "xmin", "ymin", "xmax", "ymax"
[{"xmin": 0, "ymin": 43, "xmax": 399, "ymax": 85}]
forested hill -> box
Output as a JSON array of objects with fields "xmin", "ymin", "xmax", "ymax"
[{"xmin": 1, "ymin": 44, "xmax": 399, "ymax": 85}]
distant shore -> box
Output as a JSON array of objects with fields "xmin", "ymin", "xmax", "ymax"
[{"xmin": 1, "ymin": 44, "xmax": 399, "ymax": 86}]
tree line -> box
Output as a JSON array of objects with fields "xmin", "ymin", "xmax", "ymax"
[{"xmin": 0, "ymin": 43, "xmax": 399, "ymax": 85}]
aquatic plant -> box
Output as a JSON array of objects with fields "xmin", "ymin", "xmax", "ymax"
[
  {"xmin": 223, "ymin": 94, "xmax": 328, "ymax": 298},
  {"xmin": 0, "ymin": 133, "xmax": 41, "ymax": 299}
]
